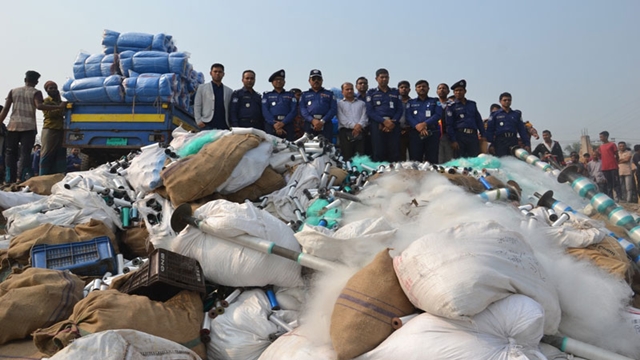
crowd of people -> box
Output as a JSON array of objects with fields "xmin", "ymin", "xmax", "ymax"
[{"xmin": 1, "ymin": 67, "xmax": 638, "ymax": 204}]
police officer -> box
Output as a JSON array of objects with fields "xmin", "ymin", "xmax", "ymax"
[
  {"xmin": 485, "ymin": 92, "xmax": 530, "ymax": 157},
  {"xmin": 355, "ymin": 76, "xmax": 372, "ymax": 156},
  {"xmin": 300, "ymin": 69, "xmax": 337, "ymax": 141},
  {"xmin": 436, "ymin": 83, "xmax": 454, "ymax": 164},
  {"xmin": 445, "ymin": 80, "xmax": 486, "ymax": 158},
  {"xmin": 366, "ymin": 68, "xmax": 403, "ymax": 162},
  {"xmin": 262, "ymin": 69, "xmax": 297, "ymax": 140},
  {"xmin": 229, "ymin": 70, "xmax": 264, "ymax": 130},
  {"xmin": 406, "ymin": 80, "xmax": 442, "ymax": 164}
]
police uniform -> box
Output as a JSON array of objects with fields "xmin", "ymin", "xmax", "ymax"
[
  {"xmin": 299, "ymin": 69, "xmax": 337, "ymax": 141},
  {"xmin": 445, "ymin": 80, "xmax": 485, "ymax": 158},
  {"xmin": 262, "ymin": 69, "xmax": 297, "ymax": 141},
  {"xmin": 485, "ymin": 107, "xmax": 530, "ymax": 157},
  {"xmin": 365, "ymin": 87, "xmax": 403, "ymax": 162},
  {"xmin": 437, "ymin": 97, "xmax": 454, "ymax": 163},
  {"xmin": 405, "ymin": 96, "xmax": 443, "ymax": 163},
  {"xmin": 230, "ymin": 87, "xmax": 263, "ymax": 130}
]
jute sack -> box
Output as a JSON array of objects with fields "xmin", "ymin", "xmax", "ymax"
[
  {"xmin": 567, "ymin": 235, "xmax": 632, "ymax": 282},
  {"xmin": 7, "ymin": 219, "xmax": 117, "ymax": 266},
  {"xmin": 223, "ymin": 166, "xmax": 285, "ymax": 203},
  {"xmin": 33, "ymin": 289, "xmax": 206, "ymax": 359},
  {"xmin": 20, "ymin": 174, "xmax": 66, "ymax": 195},
  {"xmin": 120, "ymin": 223, "xmax": 153, "ymax": 258},
  {"xmin": 161, "ymin": 133, "xmax": 262, "ymax": 205},
  {"xmin": 330, "ymin": 249, "xmax": 415, "ymax": 360},
  {"xmin": 0, "ymin": 268, "xmax": 84, "ymax": 344}
]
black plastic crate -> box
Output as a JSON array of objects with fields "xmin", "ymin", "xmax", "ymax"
[
  {"xmin": 119, "ymin": 248, "xmax": 205, "ymax": 302},
  {"xmin": 31, "ymin": 236, "xmax": 116, "ymax": 277}
]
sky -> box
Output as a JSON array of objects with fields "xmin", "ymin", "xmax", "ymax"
[{"xmin": 2, "ymin": 0, "xmax": 639, "ymax": 149}]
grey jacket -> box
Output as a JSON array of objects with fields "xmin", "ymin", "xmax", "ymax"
[{"xmin": 194, "ymin": 81, "xmax": 233, "ymax": 127}]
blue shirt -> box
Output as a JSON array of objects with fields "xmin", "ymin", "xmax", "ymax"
[
  {"xmin": 66, "ymin": 154, "xmax": 81, "ymax": 173},
  {"xmin": 365, "ymin": 87, "xmax": 403, "ymax": 124},
  {"xmin": 485, "ymin": 108, "xmax": 530, "ymax": 147},
  {"xmin": 229, "ymin": 88, "xmax": 263, "ymax": 126},
  {"xmin": 211, "ymin": 82, "xmax": 228, "ymax": 130},
  {"xmin": 262, "ymin": 90, "xmax": 297, "ymax": 125},
  {"xmin": 445, "ymin": 99, "xmax": 485, "ymax": 142},
  {"xmin": 405, "ymin": 96, "xmax": 442, "ymax": 128},
  {"xmin": 299, "ymin": 88, "xmax": 337, "ymax": 123}
]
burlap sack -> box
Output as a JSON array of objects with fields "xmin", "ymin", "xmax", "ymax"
[
  {"xmin": 567, "ymin": 235, "xmax": 633, "ymax": 282},
  {"xmin": 119, "ymin": 224, "xmax": 153, "ymax": 258},
  {"xmin": 20, "ymin": 174, "xmax": 66, "ymax": 195},
  {"xmin": 329, "ymin": 166, "xmax": 348, "ymax": 186},
  {"xmin": 330, "ymin": 249, "xmax": 415, "ymax": 360},
  {"xmin": 444, "ymin": 173, "xmax": 486, "ymax": 193},
  {"xmin": 161, "ymin": 133, "xmax": 262, "ymax": 205},
  {"xmin": 7, "ymin": 219, "xmax": 117, "ymax": 266},
  {"xmin": 32, "ymin": 289, "xmax": 206, "ymax": 359},
  {"xmin": 222, "ymin": 166, "xmax": 285, "ymax": 203},
  {"xmin": 0, "ymin": 268, "xmax": 84, "ymax": 344}
]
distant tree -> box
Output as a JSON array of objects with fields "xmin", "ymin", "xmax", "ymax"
[{"xmin": 564, "ymin": 142, "xmax": 581, "ymax": 155}]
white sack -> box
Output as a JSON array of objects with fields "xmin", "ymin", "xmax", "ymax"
[
  {"xmin": 358, "ymin": 294, "xmax": 547, "ymax": 360},
  {"xmin": 124, "ymin": 144, "xmax": 167, "ymax": 193},
  {"xmin": 393, "ymin": 221, "xmax": 561, "ymax": 334},
  {"xmin": 258, "ymin": 326, "xmax": 336, "ymax": 360},
  {"xmin": 171, "ymin": 200, "xmax": 303, "ymax": 287},
  {"xmin": 0, "ymin": 191, "xmax": 46, "ymax": 209},
  {"xmin": 217, "ymin": 141, "xmax": 272, "ymax": 194},
  {"xmin": 209, "ymin": 289, "xmax": 298, "ymax": 360},
  {"xmin": 295, "ymin": 217, "xmax": 396, "ymax": 267},
  {"xmin": 528, "ymin": 207, "xmax": 606, "ymax": 248},
  {"xmin": 137, "ymin": 193, "xmax": 176, "ymax": 250},
  {"xmin": 48, "ymin": 329, "xmax": 201, "ymax": 360}
]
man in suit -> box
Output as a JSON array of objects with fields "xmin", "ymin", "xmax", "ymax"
[{"xmin": 194, "ymin": 63, "xmax": 233, "ymax": 130}]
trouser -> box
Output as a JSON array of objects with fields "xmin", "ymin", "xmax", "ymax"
[
  {"xmin": 304, "ymin": 121, "xmax": 333, "ymax": 143},
  {"xmin": 363, "ymin": 126, "xmax": 373, "ymax": 157},
  {"xmin": 408, "ymin": 128, "xmax": 440, "ymax": 164},
  {"xmin": 40, "ymin": 128, "xmax": 67, "ymax": 175},
  {"xmin": 493, "ymin": 136, "xmax": 519, "ymax": 157},
  {"xmin": 370, "ymin": 123, "xmax": 400, "ymax": 162},
  {"xmin": 619, "ymin": 174, "xmax": 633, "ymax": 202},
  {"xmin": 602, "ymin": 169, "xmax": 621, "ymax": 200},
  {"xmin": 399, "ymin": 128, "xmax": 410, "ymax": 161},
  {"xmin": 265, "ymin": 121, "xmax": 294, "ymax": 141},
  {"xmin": 454, "ymin": 132, "xmax": 480, "ymax": 159},
  {"xmin": 236, "ymin": 118, "xmax": 264, "ymax": 130},
  {"xmin": 5, "ymin": 130, "xmax": 36, "ymax": 183},
  {"xmin": 338, "ymin": 128, "xmax": 365, "ymax": 161},
  {"xmin": 438, "ymin": 134, "xmax": 453, "ymax": 164}
]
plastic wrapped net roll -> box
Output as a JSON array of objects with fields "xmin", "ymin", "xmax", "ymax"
[
  {"xmin": 102, "ymin": 30, "xmax": 176, "ymax": 54},
  {"xmin": 128, "ymin": 51, "xmax": 190, "ymax": 78},
  {"xmin": 62, "ymin": 75, "xmax": 124, "ymax": 103},
  {"xmin": 124, "ymin": 73, "xmax": 177, "ymax": 103}
]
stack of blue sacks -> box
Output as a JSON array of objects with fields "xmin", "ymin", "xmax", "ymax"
[{"xmin": 62, "ymin": 30, "xmax": 204, "ymax": 114}]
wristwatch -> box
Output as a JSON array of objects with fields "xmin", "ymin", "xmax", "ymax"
[{"xmin": 319, "ymin": 119, "xmax": 325, "ymax": 124}]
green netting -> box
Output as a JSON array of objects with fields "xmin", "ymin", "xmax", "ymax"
[
  {"xmin": 350, "ymin": 155, "xmax": 389, "ymax": 173},
  {"xmin": 176, "ymin": 130, "xmax": 223, "ymax": 158},
  {"xmin": 442, "ymin": 154, "xmax": 503, "ymax": 170},
  {"xmin": 305, "ymin": 198, "xmax": 342, "ymax": 228}
]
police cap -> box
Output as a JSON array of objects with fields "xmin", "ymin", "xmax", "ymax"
[
  {"xmin": 269, "ymin": 69, "xmax": 285, "ymax": 82},
  {"xmin": 451, "ymin": 79, "xmax": 466, "ymax": 90},
  {"xmin": 309, "ymin": 69, "xmax": 323, "ymax": 79}
]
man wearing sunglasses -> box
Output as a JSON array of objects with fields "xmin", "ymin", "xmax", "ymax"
[{"xmin": 299, "ymin": 69, "xmax": 337, "ymax": 141}]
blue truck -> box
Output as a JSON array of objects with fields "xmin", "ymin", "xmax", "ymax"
[{"xmin": 63, "ymin": 102, "xmax": 198, "ymax": 167}]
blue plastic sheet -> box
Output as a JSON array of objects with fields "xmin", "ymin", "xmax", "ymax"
[
  {"xmin": 127, "ymin": 51, "xmax": 190, "ymax": 77},
  {"xmin": 73, "ymin": 53, "xmax": 119, "ymax": 79},
  {"xmin": 102, "ymin": 30, "xmax": 176, "ymax": 54},
  {"xmin": 62, "ymin": 75, "xmax": 124, "ymax": 103},
  {"xmin": 124, "ymin": 73, "xmax": 177, "ymax": 103}
]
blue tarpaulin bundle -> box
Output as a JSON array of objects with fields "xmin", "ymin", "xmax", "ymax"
[
  {"xmin": 62, "ymin": 75, "xmax": 124, "ymax": 103},
  {"xmin": 119, "ymin": 51, "xmax": 190, "ymax": 78},
  {"xmin": 102, "ymin": 29, "xmax": 176, "ymax": 54},
  {"xmin": 73, "ymin": 53, "xmax": 119, "ymax": 79},
  {"xmin": 123, "ymin": 73, "xmax": 178, "ymax": 103}
]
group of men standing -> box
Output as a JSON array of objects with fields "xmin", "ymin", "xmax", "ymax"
[{"xmin": 193, "ymin": 64, "xmax": 532, "ymax": 163}]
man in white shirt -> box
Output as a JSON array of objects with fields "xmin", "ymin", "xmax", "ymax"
[{"xmin": 337, "ymin": 82, "xmax": 368, "ymax": 160}]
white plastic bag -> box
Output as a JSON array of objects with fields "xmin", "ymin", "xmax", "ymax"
[
  {"xmin": 136, "ymin": 193, "xmax": 175, "ymax": 250},
  {"xmin": 0, "ymin": 191, "xmax": 46, "ymax": 209},
  {"xmin": 217, "ymin": 141, "xmax": 272, "ymax": 194},
  {"xmin": 258, "ymin": 326, "xmax": 336, "ymax": 360},
  {"xmin": 295, "ymin": 217, "xmax": 396, "ymax": 267},
  {"xmin": 171, "ymin": 200, "xmax": 303, "ymax": 287},
  {"xmin": 125, "ymin": 144, "xmax": 167, "ymax": 193},
  {"xmin": 358, "ymin": 295, "xmax": 547, "ymax": 360},
  {"xmin": 209, "ymin": 289, "xmax": 298, "ymax": 360},
  {"xmin": 48, "ymin": 329, "xmax": 202, "ymax": 360},
  {"xmin": 393, "ymin": 221, "xmax": 561, "ymax": 334}
]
